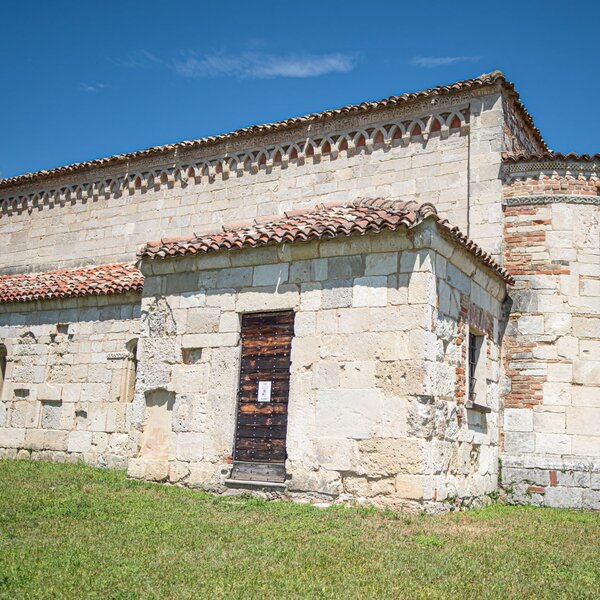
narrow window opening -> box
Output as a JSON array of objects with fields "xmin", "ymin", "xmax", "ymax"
[
  {"xmin": 0, "ymin": 344, "xmax": 7, "ymax": 398},
  {"xmin": 468, "ymin": 332, "xmax": 479, "ymax": 405},
  {"xmin": 467, "ymin": 331, "xmax": 490, "ymax": 413}
]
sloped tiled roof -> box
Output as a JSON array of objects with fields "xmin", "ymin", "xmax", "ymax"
[
  {"xmin": 502, "ymin": 151, "xmax": 600, "ymax": 163},
  {"xmin": 0, "ymin": 263, "xmax": 143, "ymax": 304},
  {"xmin": 0, "ymin": 71, "xmax": 545, "ymax": 191},
  {"xmin": 139, "ymin": 199, "xmax": 513, "ymax": 284}
]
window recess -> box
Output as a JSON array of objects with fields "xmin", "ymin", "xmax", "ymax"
[{"xmin": 466, "ymin": 332, "xmax": 490, "ymax": 414}]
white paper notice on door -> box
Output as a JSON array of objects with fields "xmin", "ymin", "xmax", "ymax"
[{"xmin": 257, "ymin": 381, "xmax": 272, "ymax": 402}]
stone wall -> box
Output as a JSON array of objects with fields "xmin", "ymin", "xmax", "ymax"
[
  {"xmin": 0, "ymin": 89, "xmax": 506, "ymax": 275},
  {"xmin": 0, "ymin": 294, "xmax": 141, "ymax": 467},
  {"xmin": 501, "ymin": 160, "xmax": 600, "ymax": 509},
  {"xmin": 502, "ymin": 94, "xmax": 547, "ymax": 156},
  {"xmin": 129, "ymin": 221, "xmax": 506, "ymax": 510}
]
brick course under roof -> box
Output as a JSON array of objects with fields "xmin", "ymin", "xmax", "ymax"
[
  {"xmin": 139, "ymin": 199, "xmax": 513, "ymax": 284},
  {"xmin": 0, "ymin": 263, "xmax": 143, "ymax": 304}
]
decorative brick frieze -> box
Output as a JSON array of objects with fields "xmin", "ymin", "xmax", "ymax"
[
  {"xmin": 0, "ymin": 109, "xmax": 470, "ymax": 218},
  {"xmin": 503, "ymin": 161, "xmax": 600, "ymax": 175},
  {"xmin": 1, "ymin": 69, "xmax": 529, "ymax": 196},
  {"xmin": 504, "ymin": 195, "xmax": 600, "ymax": 206}
]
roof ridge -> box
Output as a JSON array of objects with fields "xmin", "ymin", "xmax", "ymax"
[
  {"xmin": 138, "ymin": 198, "xmax": 512, "ymax": 284},
  {"xmin": 1, "ymin": 71, "xmax": 520, "ymax": 191},
  {"xmin": 140, "ymin": 198, "xmax": 437, "ymax": 251},
  {"xmin": 0, "ymin": 262, "xmax": 143, "ymax": 304}
]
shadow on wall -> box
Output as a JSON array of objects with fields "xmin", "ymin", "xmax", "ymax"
[{"xmin": 0, "ymin": 295, "xmax": 140, "ymax": 327}]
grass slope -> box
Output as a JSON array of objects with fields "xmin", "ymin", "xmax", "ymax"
[{"xmin": 0, "ymin": 460, "xmax": 598, "ymax": 599}]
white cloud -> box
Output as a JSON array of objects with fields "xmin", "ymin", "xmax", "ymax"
[
  {"xmin": 173, "ymin": 51, "xmax": 357, "ymax": 79},
  {"xmin": 410, "ymin": 56, "xmax": 481, "ymax": 68},
  {"xmin": 79, "ymin": 83, "xmax": 107, "ymax": 93},
  {"xmin": 114, "ymin": 50, "xmax": 165, "ymax": 69}
]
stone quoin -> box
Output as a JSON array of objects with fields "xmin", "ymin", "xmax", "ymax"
[{"xmin": 0, "ymin": 71, "xmax": 598, "ymax": 511}]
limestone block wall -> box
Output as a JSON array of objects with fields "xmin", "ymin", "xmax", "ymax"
[
  {"xmin": 429, "ymin": 226, "xmax": 506, "ymax": 505},
  {"xmin": 0, "ymin": 89, "xmax": 506, "ymax": 275},
  {"xmin": 0, "ymin": 294, "xmax": 141, "ymax": 467},
  {"xmin": 501, "ymin": 161, "xmax": 600, "ymax": 509},
  {"xmin": 129, "ymin": 221, "xmax": 505, "ymax": 510}
]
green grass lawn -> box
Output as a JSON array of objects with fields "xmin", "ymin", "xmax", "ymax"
[{"xmin": 0, "ymin": 461, "xmax": 598, "ymax": 599}]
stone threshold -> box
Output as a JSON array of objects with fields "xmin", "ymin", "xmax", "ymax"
[{"xmin": 224, "ymin": 478, "xmax": 286, "ymax": 490}]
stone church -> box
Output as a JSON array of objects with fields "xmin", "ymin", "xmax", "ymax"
[{"xmin": 0, "ymin": 71, "xmax": 598, "ymax": 511}]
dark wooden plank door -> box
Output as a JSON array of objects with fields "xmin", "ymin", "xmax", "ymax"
[{"xmin": 231, "ymin": 311, "xmax": 295, "ymax": 482}]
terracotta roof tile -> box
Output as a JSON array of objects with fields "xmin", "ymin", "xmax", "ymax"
[
  {"xmin": 139, "ymin": 199, "xmax": 513, "ymax": 284},
  {"xmin": 0, "ymin": 71, "xmax": 543, "ymax": 191},
  {"xmin": 0, "ymin": 263, "xmax": 143, "ymax": 304}
]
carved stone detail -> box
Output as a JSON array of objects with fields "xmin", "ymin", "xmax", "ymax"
[
  {"xmin": 504, "ymin": 161, "xmax": 600, "ymax": 175},
  {"xmin": 503, "ymin": 195, "xmax": 600, "ymax": 206}
]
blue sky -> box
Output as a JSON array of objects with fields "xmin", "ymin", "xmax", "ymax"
[{"xmin": 1, "ymin": 0, "xmax": 598, "ymax": 179}]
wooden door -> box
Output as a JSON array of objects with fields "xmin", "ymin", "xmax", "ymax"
[{"xmin": 230, "ymin": 311, "xmax": 295, "ymax": 483}]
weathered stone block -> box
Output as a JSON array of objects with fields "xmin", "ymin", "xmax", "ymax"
[
  {"xmin": 566, "ymin": 407, "xmax": 600, "ymax": 436},
  {"xmin": 175, "ymin": 432, "xmax": 204, "ymax": 462},
  {"xmin": 321, "ymin": 279, "xmax": 352, "ymax": 309},
  {"xmin": 572, "ymin": 435, "xmax": 599, "ymax": 456},
  {"xmin": 179, "ymin": 290, "xmax": 206, "ymax": 309},
  {"xmin": 546, "ymin": 363, "xmax": 572, "ymax": 383},
  {"xmin": 533, "ymin": 409, "xmax": 565, "ymax": 434},
  {"xmin": 504, "ymin": 408, "xmax": 533, "ymax": 432},
  {"xmin": 312, "ymin": 361, "xmax": 340, "ymax": 389},
  {"xmin": 67, "ymin": 431, "xmax": 93, "ymax": 453},
  {"xmin": 504, "ymin": 431, "xmax": 534, "ymax": 454},
  {"xmin": 182, "ymin": 333, "xmax": 239, "ymax": 348},
  {"xmin": 315, "ymin": 438, "xmax": 358, "ymax": 471},
  {"xmin": 252, "ymin": 263, "xmax": 289, "ymax": 287},
  {"xmin": 542, "ymin": 382, "xmax": 571, "ymax": 406},
  {"xmin": 544, "ymin": 486, "xmax": 583, "ymax": 509},
  {"xmin": 339, "ymin": 362, "xmax": 376, "ymax": 389},
  {"xmin": 517, "ymin": 315, "xmax": 544, "ymax": 335},
  {"xmin": 572, "ymin": 361, "xmax": 600, "ymax": 386},
  {"xmin": 573, "ymin": 317, "xmax": 600, "ymax": 339},
  {"xmin": 186, "ymin": 308, "xmax": 221, "ymax": 333},
  {"xmin": 187, "ymin": 463, "xmax": 217, "ymax": 487},
  {"xmin": 395, "ymin": 474, "xmax": 431, "ymax": 500},
  {"xmin": 535, "ymin": 433, "xmax": 571, "ymax": 455},
  {"xmin": 315, "ymin": 389, "xmax": 383, "ymax": 439},
  {"xmin": 144, "ymin": 459, "xmax": 170, "ymax": 482},
  {"xmin": 44, "ymin": 430, "xmax": 68, "ymax": 451},
  {"xmin": 352, "ymin": 276, "xmax": 388, "ymax": 307},
  {"xmin": 217, "ymin": 267, "xmax": 252, "ymax": 289},
  {"xmin": 582, "ymin": 489, "xmax": 600, "ymax": 510},
  {"xmin": 365, "ymin": 252, "xmax": 397, "ymax": 276},
  {"xmin": 327, "ymin": 256, "xmax": 363, "ymax": 280},
  {"xmin": 357, "ymin": 437, "xmax": 428, "ymax": 477}
]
